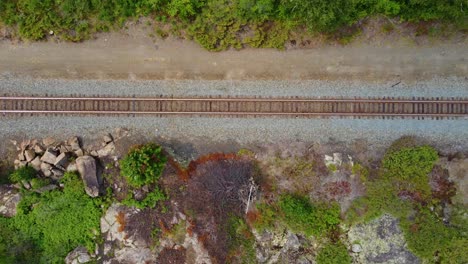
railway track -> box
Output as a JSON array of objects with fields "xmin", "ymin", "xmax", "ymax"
[{"xmin": 1, "ymin": 95, "xmax": 467, "ymax": 118}]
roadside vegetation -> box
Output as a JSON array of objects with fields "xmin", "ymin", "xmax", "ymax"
[
  {"xmin": 0, "ymin": 0, "xmax": 465, "ymax": 49},
  {"xmin": 0, "ymin": 137, "xmax": 466, "ymax": 263}
]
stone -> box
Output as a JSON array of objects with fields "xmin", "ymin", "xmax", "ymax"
[
  {"xmin": 113, "ymin": 247, "xmax": 156, "ymax": 264},
  {"xmin": 30, "ymin": 156, "xmax": 42, "ymax": 170},
  {"xmin": 43, "ymin": 137, "xmax": 56, "ymax": 147},
  {"xmin": 76, "ymin": 156, "xmax": 100, "ymax": 197},
  {"xmin": 284, "ymin": 232, "xmax": 301, "ymax": 251},
  {"xmin": 90, "ymin": 150, "xmax": 98, "ymax": 157},
  {"xmin": 34, "ymin": 144, "xmax": 45, "ymax": 154},
  {"xmin": 18, "ymin": 152, "xmax": 26, "ymax": 161},
  {"xmin": 34, "ymin": 184, "xmax": 58, "ymax": 194},
  {"xmin": 51, "ymin": 168, "xmax": 64, "ymax": 179},
  {"xmin": 60, "ymin": 145, "xmax": 72, "ymax": 154},
  {"xmin": 352, "ymin": 244, "xmax": 362, "ymax": 253},
  {"xmin": 75, "ymin": 149, "xmax": 84, "ymax": 157},
  {"xmin": 65, "ymin": 246, "xmax": 92, "ymax": 264},
  {"xmin": 21, "ymin": 180, "xmax": 31, "ymax": 190},
  {"xmin": 67, "ymin": 162, "xmax": 78, "ymax": 172},
  {"xmin": 103, "ymin": 134, "xmax": 113, "ymax": 144},
  {"xmin": 54, "ymin": 152, "xmax": 69, "ymax": 167},
  {"xmin": 24, "ymin": 149, "xmax": 36, "ymax": 162},
  {"xmin": 14, "ymin": 160, "xmax": 27, "ymax": 169},
  {"xmin": 68, "ymin": 137, "xmax": 81, "ymax": 151},
  {"xmin": 97, "ymin": 142, "xmax": 115, "ymax": 157},
  {"xmin": 41, "ymin": 149, "xmax": 58, "ymax": 164},
  {"xmin": 0, "ymin": 185, "xmax": 21, "ymax": 217},
  {"xmin": 40, "ymin": 162, "xmax": 53, "ymax": 177}
]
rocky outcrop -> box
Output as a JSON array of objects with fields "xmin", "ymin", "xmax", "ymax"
[
  {"xmin": 0, "ymin": 185, "xmax": 21, "ymax": 217},
  {"xmin": 65, "ymin": 246, "xmax": 92, "ymax": 264},
  {"xmin": 76, "ymin": 156, "xmax": 100, "ymax": 197},
  {"xmin": 348, "ymin": 214, "xmax": 420, "ymax": 264}
]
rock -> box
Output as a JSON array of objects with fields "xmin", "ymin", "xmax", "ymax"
[
  {"xmin": 0, "ymin": 185, "xmax": 21, "ymax": 217},
  {"xmin": 76, "ymin": 156, "xmax": 100, "ymax": 197},
  {"xmin": 24, "ymin": 149, "xmax": 36, "ymax": 162},
  {"xmin": 34, "ymin": 144, "xmax": 45, "ymax": 154},
  {"xmin": 40, "ymin": 162, "xmax": 53, "ymax": 177},
  {"xmin": 43, "ymin": 137, "xmax": 56, "ymax": 147},
  {"xmin": 54, "ymin": 152, "xmax": 69, "ymax": 167},
  {"xmin": 21, "ymin": 180, "xmax": 31, "ymax": 190},
  {"xmin": 18, "ymin": 152, "xmax": 26, "ymax": 161},
  {"xmin": 65, "ymin": 246, "xmax": 92, "ymax": 264},
  {"xmin": 34, "ymin": 184, "xmax": 58, "ymax": 194},
  {"xmin": 75, "ymin": 149, "xmax": 84, "ymax": 157},
  {"xmin": 51, "ymin": 168, "xmax": 64, "ymax": 179},
  {"xmin": 30, "ymin": 156, "xmax": 42, "ymax": 171},
  {"xmin": 67, "ymin": 162, "xmax": 78, "ymax": 172},
  {"xmin": 103, "ymin": 134, "xmax": 113, "ymax": 144},
  {"xmin": 60, "ymin": 145, "xmax": 72, "ymax": 154},
  {"xmin": 14, "ymin": 159, "xmax": 27, "ymax": 169},
  {"xmin": 68, "ymin": 137, "xmax": 81, "ymax": 151},
  {"xmin": 113, "ymin": 247, "xmax": 156, "ymax": 264},
  {"xmin": 90, "ymin": 150, "xmax": 98, "ymax": 157},
  {"xmin": 284, "ymin": 232, "xmax": 301, "ymax": 251},
  {"xmin": 352, "ymin": 244, "xmax": 362, "ymax": 253},
  {"xmin": 41, "ymin": 149, "xmax": 58, "ymax": 164},
  {"xmin": 97, "ymin": 142, "xmax": 115, "ymax": 157}
]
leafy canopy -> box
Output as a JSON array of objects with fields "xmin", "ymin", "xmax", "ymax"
[{"xmin": 120, "ymin": 143, "xmax": 167, "ymax": 187}]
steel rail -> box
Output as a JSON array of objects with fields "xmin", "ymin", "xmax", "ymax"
[
  {"xmin": 1, "ymin": 110, "xmax": 467, "ymax": 117},
  {"xmin": 1, "ymin": 96, "xmax": 467, "ymax": 104}
]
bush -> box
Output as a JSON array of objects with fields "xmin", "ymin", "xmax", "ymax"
[
  {"xmin": 120, "ymin": 143, "xmax": 167, "ymax": 187},
  {"xmin": 2, "ymin": 172, "xmax": 102, "ymax": 263},
  {"xmin": 9, "ymin": 166, "xmax": 36, "ymax": 183},
  {"xmin": 316, "ymin": 242, "xmax": 351, "ymax": 264},
  {"xmin": 122, "ymin": 188, "xmax": 167, "ymax": 209},
  {"xmin": 278, "ymin": 194, "xmax": 340, "ymax": 236}
]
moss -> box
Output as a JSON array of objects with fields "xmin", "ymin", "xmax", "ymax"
[{"xmin": 316, "ymin": 241, "xmax": 351, "ymax": 264}]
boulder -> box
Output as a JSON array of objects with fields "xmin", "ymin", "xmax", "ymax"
[
  {"xmin": 34, "ymin": 184, "xmax": 58, "ymax": 194},
  {"xmin": 67, "ymin": 161, "xmax": 78, "ymax": 172},
  {"xmin": 65, "ymin": 246, "xmax": 92, "ymax": 264},
  {"xmin": 97, "ymin": 142, "xmax": 115, "ymax": 157},
  {"xmin": 30, "ymin": 156, "xmax": 42, "ymax": 171},
  {"xmin": 18, "ymin": 152, "xmax": 26, "ymax": 161},
  {"xmin": 0, "ymin": 185, "xmax": 21, "ymax": 217},
  {"xmin": 43, "ymin": 137, "xmax": 56, "ymax": 147},
  {"xmin": 41, "ymin": 149, "xmax": 58, "ymax": 164},
  {"xmin": 60, "ymin": 145, "xmax": 72, "ymax": 154},
  {"xmin": 75, "ymin": 149, "xmax": 84, "ymax": 157},
  {"xmin": 352, "ymin": 244, "xmax": 362, "ymax": 253},
  {"xmin": 24, "ymin": 149, "xmax": 36, "ymax": 162},
  {"xmin": 68, "ymin": 137, "xmax": 81, "ymax": 151},
  {"xmin": 34, "ymin": 144, "xmax": 45, "ymax": 154},
  {"xmin": 103, "ymin": 134, "xmax": 113, "ymax": 144},
  {"xmin": 51, "ymin": 168, "xmax": 64, "ymax": 179},
  {"xmin": 76, "ymin": 156, "xmax": 100, "ymax": 197},
  {"xmin": 40, "ymin": 162, "xmax": 53, "ymax": 177},
  {"xmin": 54, "ymin": 152, "xmax": 69, "ymax": 168}
]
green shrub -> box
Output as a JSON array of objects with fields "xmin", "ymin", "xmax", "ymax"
[
  {"xmin": 227, "ymin": 217, "xmax": 256, "ymax": 263},
  {"xmin": 120, "ymin": 143, "xmax": 167, "ymax": 187},
  {"xmin": 278, "ymin": 194, "xmax": 340, "ymax": 236},
  {"xmin": 252, "ymin": 203, "xmax": 276, "ymax": 232},
  {"xmin": 9, "ymin": 166, "xmax": 36, "ymax": 183},
  {"xmin": 122, "ymin": 188, "xmax": 167, "ymax": 209},
  {"xmin": 3, "ymin": 172, "xmax": 101, "ymax": 263},
  {"xmin": 316, "ymin": 241, "xmax": 351, "ymax": 264}
]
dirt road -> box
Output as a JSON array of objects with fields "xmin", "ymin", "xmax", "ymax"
[{"xmin": 0, "ymin": 29, "xmax": 466, "ymax": 81}]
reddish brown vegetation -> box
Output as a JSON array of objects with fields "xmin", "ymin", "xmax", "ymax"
[
  {"xmin": 183, "ymin": 154, "xmax": 253, "ymax": 263},
  {"xmin": 398, "ymin": 190, "xmax": 425, "ymax": 204},
  {"xmin": 156, "ymin": 247, "xmax": 187, "ymax": 264},
  {"xmin": 246, "ymin": 210, "xmax": 260, "ymax": 225},
  {"xmin": 430, "ymin": 165, "xmax": 456, "ymax": 203},
  {"xmin": 323, "ymin": 181, "xmax": 352, "ymax": 201},
  {"xmin": 116, "ymin": 211, "xmax": 126, "ymax": 233}
]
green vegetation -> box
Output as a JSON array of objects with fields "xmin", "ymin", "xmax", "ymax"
[
  {"xmin": 227, "ymin": 216, "xmax": 256, "ymax": 263},
  {"xmin": 277, "ymin": 194, "xmax": 340, "ymax": 236},
  {"xmin": 122, "ymin": 187, "xmax": 167, "ymax": 209},
  {"xmin": 0, "ymin": 0, "xmax": 465, "ymax": 49},
  {"xmin": 120, "ymin": 143, "xmax": 167, "ymax": 188},
  {"xmin": 316, "ymin": 241, "xmax": 352, "ymax": 264},
  {"xmin": 345, "ymin": 144, "xmax": 467, "ymax": 262},
  {"xmin": 9, "ymin": 166, "xmax": 36, "ymax": 183},
  {"xmin": 0, "ymin": 172, "xmax": 102, "ymax": 263}
]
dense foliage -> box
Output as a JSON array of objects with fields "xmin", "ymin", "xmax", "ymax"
[
  {"xmin": 0, "ymin": 172, "xmax": 102, "ymax": 263},
  {"xmin": 122, "ymin": 187, "xmax": 167, "ymax": 209},
  {"xmin": 0, "ymin": 0, "xmax": 465, "ymax": 49},
  {"xmin": 316, "ymin": 242, "xmax": 352, "ymax": 264},
  {"xmin": 9, "ymin": 166, "xmax": 36, "ymax": 183},
  {"xmin": 345, "ymin": 144, "xmax": 467, "ymax": 262},
  {"xmin": 120, "ymin": 143, "xmax": 167, "ymax": 187},
  {"xmin": 278, "ymin": 194, "xmax": 341, "ymax": 236}
]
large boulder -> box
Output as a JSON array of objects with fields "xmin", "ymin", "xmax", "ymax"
[
  {"xmin": 0, "ymin": 185, "xmax": 21, "ymax": 217},
  {"xmin": 65, "ymin": 246, "xmax": 92, "ymax": 264},
  {"xmin": 76, "ymin": 156, "xmax": 100, "ymax": 197}
]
